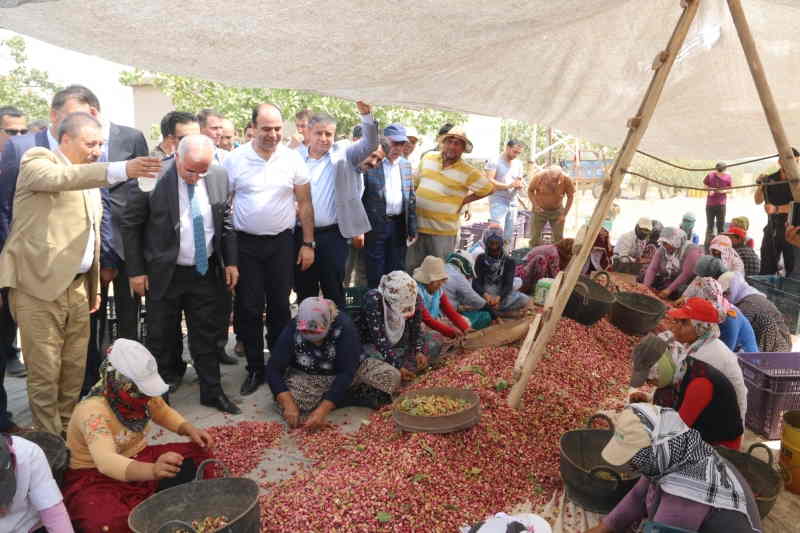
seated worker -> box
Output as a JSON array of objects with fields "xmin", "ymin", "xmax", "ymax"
[
  {"xmin": 719, "ymin": 272, "xmax": 792, "ymax": 353},
  {"xmin": 0, "ymin": 433, "xmax": 73, "ymax": 533},
  {"xmin": 413, "ymin": 256, "xmax": 471, "ymax": 352},
  {"xmin": 730, "ymin": 216, "xmax": 756, "ymax": 249},
  {"xmin": 682, "ymin": 277, "xmax": 758, "ymax": 353},
  {"xmin": 267, "ymin": 296, "xmax": 398, "ymax": 422},
  {"xmin": 612, "ymin": 217, "xmax": 652, "ymax": 269},
  {"xmin": 710, "ymin": 235, "xmax": 745, "ymax": 274},
  {"xmin": 472, "ymin": 229, "xmax": 531, "ymax": 317},
  {"xmin": 357, "ymin": 271, "xmax": 432, "ymax": 396},
  {"xmin": 516, "ymin": 238, "xmax": 574, "ymax": 293},
  {"xmin": 444, "ymin": 252, "xmax": 495, "ymax": 330},
  {"xmin": 725, "ymin": 226, "xmax": 760, "ymax": 277},
  {"xmin": 585, "ymin": 404, "xmax": 761, "ymax": 533},
  {"xmin": 62, "ymin": 340, "xmax": 214, "ymax": 533},
  {"xmin": 679, "ymin": 212, "xmax": 700, "ymax": 245},
  {"xmin": 695, "ymin": 254, "xmax": 728, "ymax": 279},
  {"xmin": 629, "ymin": 298, "xmax": 747, "ymax": 449},
  {"xmin": 642, "ymin": 227, "xmax": 701, "ymax": 299},
  {"xmin": 575, "ymin": 224, "xmax": 613, "ymax": 276}
]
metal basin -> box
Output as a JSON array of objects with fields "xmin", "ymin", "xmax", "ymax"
[{"xmin": 393, "ymin": 387, "xmax": 480, "ymax": 433}]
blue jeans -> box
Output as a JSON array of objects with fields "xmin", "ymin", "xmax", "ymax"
[
  {"xmin": 489, "ymin": 197, "xmax": 517, "ymax": 243},
  {"xmin": 365, "ymin": 217, "xmax": 407, "ymax": 288}
]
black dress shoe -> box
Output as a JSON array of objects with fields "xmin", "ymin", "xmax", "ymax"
[
  {"xmin": 218, "ymin": 351, "xmax": 239, "ymax": 365},
  {"xmin": 7, "ymin": 357, "xmax": 26, "ymax": 377},
  {"xmin": 201, "ymin": 393, "xmax": 242, "ymax": 415},
  {"xmin": 240, "ymin": 370, "xmax": 264, "ymax": 396}
]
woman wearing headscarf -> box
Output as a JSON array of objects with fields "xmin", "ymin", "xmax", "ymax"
[
  {"xmin": 642, "ymin": 227, "xmax": 702, "ymax": 299},
  {"xmin": 719, "ymin": 272, "xmax": 792, "ymax": 352},
  {"xmin": 694, "ymin": 254, "xmax": 728, "ymax": 279},
  {"xmin": 710, "ymin": 234, "xmax": 745, "ymax": 274},
  {"xmin": 584, "ymin": 404, "xmax": 761, "ymax": 533},
  {"xmin": 473, "ymin": 229, "xmax": 531, "ymax": 315},
  {"xmin": 358, "ymin": 271, "xmax": 428, "ymax": 388},
  {"xmin": 731, "ymin": 216, "xmax": 756, "ymax": 248},
  {"xmin": 443, "ymin": 252, "xmax": 494, "ymax": 330},
  {"xmin": 267, "ymin": 296, "xmax": 395, "ymax": 426},
  {"xmin": 629, "ymin": 298, "xmax": 747, "ymax": 448},
  {"xmin": 682, "ymin": 276, "xmax": 758, "ymax": 352},
  {"xmin": 680, "ymin": 212, "xmax": 700, "ymax": 244},
  {"xmin": 62, "ymin": 340, "xmax": 214, "ymax": 533},
  {"xmin": 575, "ymin": 224, "xmax": 613, "ymax": 276},
  {"xmin": 413, "ymin": 257, "xmax": 471, "ymax": 350},
  {"xmin": 516, "ymin": 238, "xmax": 574, "ymax": 293}
]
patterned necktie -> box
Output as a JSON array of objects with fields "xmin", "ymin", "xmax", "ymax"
[{"xmin": 187, "ymin": 183, "xmax": 208, "ymax": 275}]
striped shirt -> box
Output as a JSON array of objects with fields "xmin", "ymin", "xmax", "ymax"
[{"xmin": 415, "ymin": 153, "xmax": 492, "ymax": 236}]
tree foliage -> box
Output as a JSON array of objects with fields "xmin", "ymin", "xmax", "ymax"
[
  {"xmin": 119, "ymin": 69, "xmax": 466, "ymax": 136},
  {"xmin": 0, "ymin": 36, "xmax": 60, "ymax": 120}
]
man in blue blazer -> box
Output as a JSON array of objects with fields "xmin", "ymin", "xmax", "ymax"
[{"xmin": 361, "ymin": 124, "xmax": 417, "ymax": 288}]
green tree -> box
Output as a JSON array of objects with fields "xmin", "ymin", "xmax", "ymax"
[
  {"xmin": 119, "ymin": 69, "xmax": 466, "ymax": 136},
  {"xmin": 0, "ymin": 36, "xmax": 59, "ymax": 120}
]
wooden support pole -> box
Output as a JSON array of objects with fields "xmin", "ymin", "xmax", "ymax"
[
  {"xmin": 727, "ymin": 0, "xmax": 800, "ymax": 200},
  {"xmin": 508, "ymin": 0, "xmax": 702, "ymax": 409}
]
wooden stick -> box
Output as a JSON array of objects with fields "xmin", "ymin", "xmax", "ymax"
[
  {"xmin": 727, "ymin": 0, "xmax": 800, "ymax": 201},
  {"xmin": 508, "ymin": 0, "xmax": 702, "ymax": 409}
]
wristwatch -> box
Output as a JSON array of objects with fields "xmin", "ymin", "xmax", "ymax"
[{"xmin": 302, "ymin": 241, "xmax": 316, "ymax": 249}]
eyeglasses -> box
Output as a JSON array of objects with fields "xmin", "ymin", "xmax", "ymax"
[
  {"xmin": 2, "ymin": 129, "xmax": 28, "ymax": 136},
  {"xmin": 183, "ymin": 168, "xmax": 208, "ymax": 179}
]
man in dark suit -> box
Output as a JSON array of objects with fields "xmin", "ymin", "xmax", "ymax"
[
  {"xmin": 122, "ymin": 134, "xmax": 241, "ymax": 414},
  {"xmin": 361, "ymin": 126, "xmax": 417, "ymax": 288}
]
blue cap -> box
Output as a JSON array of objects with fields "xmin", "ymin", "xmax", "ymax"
[{"xmin": 383, "ymin": 123, "xmax": 408, "ymax": 143}]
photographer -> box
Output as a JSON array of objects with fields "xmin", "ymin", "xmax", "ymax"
[{"xmin": 755, "ymin": 147, "xmax": 799, "ymax": 275}]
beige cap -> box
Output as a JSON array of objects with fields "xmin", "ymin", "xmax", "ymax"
[
  {"xmin": 637, "ymin": 217, "xmax": 653, "ymax": 231},
  {"xmin": 437, "ymin": 126, "xmax": 473, "ymax": 153},
  {"xmin": 108, "ymin": 339, "xmax": 169, "ymax": 397},
  {"xmin": 413, "ymin": 256, "xmax": 449, "ymax": 284},
  {"xmin": 601, "ymin": 407, "xmax": 653, "ymax": 466}
]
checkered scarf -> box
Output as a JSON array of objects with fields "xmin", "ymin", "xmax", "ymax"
[{"xmin": 628, "ymin": 405, "xmax": 755, "ymax": 528}]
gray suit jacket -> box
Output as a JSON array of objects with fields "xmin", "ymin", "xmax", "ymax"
[
  {"xmin": 330, "ymin": 116, "xmax": 378, "ymax": 239},
  {"xmin": 121, "ymin": 159, "xmax": 236, "ymax": 301}
]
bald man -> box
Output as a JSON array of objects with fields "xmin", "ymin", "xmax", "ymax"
[{"xmin": 122, "ymin": 134, "xmax": 241, "ymax": 414}]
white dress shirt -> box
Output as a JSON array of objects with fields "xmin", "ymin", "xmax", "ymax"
[
  {"xmin": 306, "ymin": 152, "xmax": 337, "ymax": 227},
  {"xmin": 224, "ymin": 142, "xmax": 310, "ymax": 235},
  {"xmin": 176, "ymin": 177, "xmax": 214, "ymax": 266},
  {"xmin": 383, "ymin": 157, "xmax": 403, "ymax": 216}
]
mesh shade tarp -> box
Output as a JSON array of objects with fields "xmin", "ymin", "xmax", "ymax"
[{"xmin": 2, "ymin": 0, "xmax": 799, "ymax": 158}]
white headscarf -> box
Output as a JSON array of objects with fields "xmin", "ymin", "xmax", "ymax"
[
  {"xmin": 377, "ymin": 271, "xmax": 418, "ymax": 345},
  {"xmin": 658, "ymin": 227, "xmax": 688, "ymax": 278}
]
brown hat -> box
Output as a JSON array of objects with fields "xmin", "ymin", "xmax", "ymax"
[
  {"xmin": 413, "ymin": 256, "xmax": 449, "ymax": 284},
  {"xmin": 438, "ymin": 126, "xmax": 473, "ymax": 153}
]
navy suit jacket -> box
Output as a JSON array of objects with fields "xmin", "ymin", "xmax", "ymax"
[
  {"xmin": 362, "ymin": 157, "xmax": 417, "ymax": 240},
  {"xmin": 0, "ymin": 124, "xmax": 148, "ymax": 267}
]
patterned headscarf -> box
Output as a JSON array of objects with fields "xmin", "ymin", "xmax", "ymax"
[
  {"xmin": 482, "ymin": 228, "xmax": 507, "ymax": 286},
  {"xmin": 554, "ymin": 238, "xmax": 575, "ymax": 270},
  {"xmin": 695, "ymin": 255, "xmax": 728, "ymax": 279},
  {"xmin": 657, "ymin": 227, "xmax": 688, "ymax": 278},
  {"xmin": 626, "ymin": 405, "xmax": 756, "ymax": 529},
  {"xmin": 682, "ymin": 277, "xmax": 732, "ymax": 323},
  {"xmin": 446, "ymin": 251, "xmax": 474, "ymax": 279},
  {"xmin": 378, "ymin": 271, "xmax": 418, "ymax": 345},
  {"xmin": 710, "ymin": 235, "xmax": 745, "ymax": 274},
  {"xmin": 680, "ymin": 212, "xmax": 696, "ymax": 239},
  {"xmin": 296, "ymin": 297, "xmax": 338, "ymax": 343},
  {"xmin": 89, "ymin": 358, "xmax": 152, "ymax": 433}
]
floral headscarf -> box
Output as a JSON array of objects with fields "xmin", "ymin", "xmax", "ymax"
[
  {"xmin": 445, "ymin": 251, "xmax": 474, "ymax": 279},
  {"xmin": 89, "ymin": 358, "xmax": 152, "ymax": 433},
  {"xmin": 657, "ymin": 227, "xmax": 688, "ymax": 278},
  {"xmin": 710, "ymin": 235, "xmax": 745, "ymax": 274},
  {"xmin": 296, "ymin": 297, "xmax": 338, "ymax": 343},
  {"xmin": 682, "ymin": 277, "xmax": 732, "ymax": 323},
  {"xmin": 378, "ymin": 271, "xmax": 418, "ymax": 345}
]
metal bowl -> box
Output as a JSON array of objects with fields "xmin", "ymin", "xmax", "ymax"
[{"xmin": 393, "ymin": 387, "xmax": 480, "ymax": 433}]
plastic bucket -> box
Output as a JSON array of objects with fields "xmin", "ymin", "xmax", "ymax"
[
  {"xmin": 534, "ymin": 278, "xmax": 554, "ymax": 305},
  {"xmin": 781, "ymin": 410, "xmax": 800, "ymax": 494}
]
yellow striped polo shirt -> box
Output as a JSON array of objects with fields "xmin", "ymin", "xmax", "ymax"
[{"xmin": 415, "ymin": 152, "xmax": 493, "ymax": 236}]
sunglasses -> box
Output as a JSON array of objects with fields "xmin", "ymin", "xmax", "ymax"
[{"xmin": 2, "ymin": 129, "xmax": 28, "ymax": 136}]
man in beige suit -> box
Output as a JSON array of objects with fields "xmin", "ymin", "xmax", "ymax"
[{"xmin": 0, "ymin": 112, "xmax": 161, "ymax": 434}]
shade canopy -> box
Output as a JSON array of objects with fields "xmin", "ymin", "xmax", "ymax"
[{"xmin": 2, "ymin": 0, "xmax": 799, "ymax": 158}]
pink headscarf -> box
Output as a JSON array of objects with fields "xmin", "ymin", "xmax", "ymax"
[
  {"xmin": 709, "ymin": 235, "xmax": 745, "ymax": 274},
  {"xmin": 682, "ymin": 276, "xmax": 733, "ymax": 323}
]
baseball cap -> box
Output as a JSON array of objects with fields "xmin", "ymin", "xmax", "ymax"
[
  {"xmin": 667, "ymin": 297, "xmax": 719, "ymax": 323},
  {"xmin": 725, "ymin": 226, "xmax": 746, "ymax": 241},
  {"xmin": 0, "ymin": 437, "xmax": 15, "ymax": 509},
  {"xmin": 108, "ymin": 339, "xmax": 169, "ymax": 397},
  {"xmin": 636, "ymin": 217, "xmax": 652, "ymax": 231},
  {"xmin": 601, "ymin": 407, "xmax": 653, "ymax": 466},
  {"xmin": 383, "ymin": 123, "xmax": 408, "ymax": 143},
  {"xmin": 630, "ymin": 334, "xmax": 669, "ymax": 387}
]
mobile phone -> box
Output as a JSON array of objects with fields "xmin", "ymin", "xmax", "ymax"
[{"xmin": 791, "ymin": 201, "xmax": 800, "ymax": 227}]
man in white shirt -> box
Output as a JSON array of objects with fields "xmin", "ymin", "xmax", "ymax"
[
  {"xmin": 296, "ymin": 101, "xmax": 378, "ymax": 307},
  {"xmin": 486, "ymin": 140, "xmax": 526, "ymax": 244},
  {"xmin": 224, "ymin": 103, "xmax": 315, "ymax": 396},
  {"xmin": 122, "ymin": 135, "xmax": 241, "ymax": 414},
  {"xmin": 0, "ymin": 112, "xmax": 160, "ymax": 434}
]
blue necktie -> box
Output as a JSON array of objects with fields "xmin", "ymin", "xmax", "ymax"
[{"xmin": 187, "ymin": 183, "xmax": 208, "ymax": 275}]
